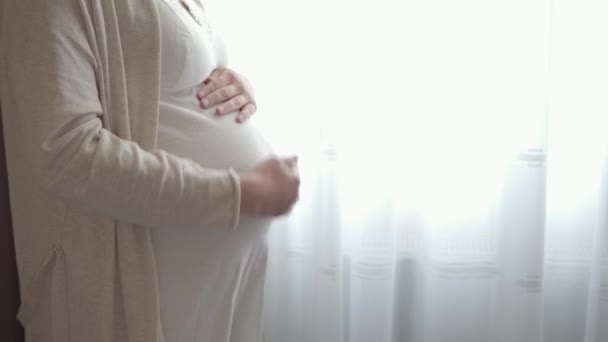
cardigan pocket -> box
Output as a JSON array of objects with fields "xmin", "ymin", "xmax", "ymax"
[{"xmin": 17, "ymin": 243, "xmax": 70, "ymax": 341}]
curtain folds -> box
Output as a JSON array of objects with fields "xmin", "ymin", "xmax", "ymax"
[{"xmin": 209, "ymin": 0, "xmax": 608, "ymax": 341}]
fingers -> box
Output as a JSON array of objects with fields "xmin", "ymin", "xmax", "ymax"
[
  {"xmin": 236, "ymin": 103, "xmax": 257, "ymax": 123},
  {"xmin": 247, "ymin": 156, "xmax": 301, "ymax": 217},
  {"xmin": 197, "ymin": 70, "xmax": 233, "ymax": 100},
  {"xmin": 285, "ymin": 156, "xmax": 299, "ymax": 168},
  {"xmin": 197, "ymin": 67, "xmax": 258, "ymax": 121},
  {"xmin": 284, "ymin": 157, "xmax": 300, "ymax": 185},
  {"xmin": 216, "ymin": 94, "xmax": 249, "ymax": 115},
  {"xmin": 203, "ymin": 67, "xmax": 223, "ymax": 85},
  {"xmin": 199, "ymin": 84, "xmax": 241, "ymax": 109}
]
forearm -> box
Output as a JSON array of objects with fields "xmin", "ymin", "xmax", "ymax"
[
  {"xmin": 40, "ymin": 114, "xmax": 241, "ymax": 229},
  {"xmin": 239, "ymin": 173, "xmax": 260, "ymax": 216}
]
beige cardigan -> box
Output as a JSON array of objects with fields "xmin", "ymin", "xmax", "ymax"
[{"xmin": 0, "ymin": 0, "xmax": 242, "ymax": 341}]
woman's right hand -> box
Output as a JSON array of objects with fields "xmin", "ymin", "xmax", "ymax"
[{"xmin": 239, "ymin": 157, "xmax": 300, "ymax": 217}]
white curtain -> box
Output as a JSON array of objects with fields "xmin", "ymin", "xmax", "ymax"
[{"xmin": 209, "ymin": 0, "xmax": 608, "ymax": 341}]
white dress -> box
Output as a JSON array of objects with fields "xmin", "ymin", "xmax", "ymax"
[{"xmin": 151, "ymin": 1, "xmax": 274, "ymax": 341}]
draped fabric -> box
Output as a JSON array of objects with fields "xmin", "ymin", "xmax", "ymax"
[{"xmin": 209, "ymin": 0, "xmax": 608, "ymax": 341}]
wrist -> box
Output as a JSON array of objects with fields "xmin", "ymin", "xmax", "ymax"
[{"xmin": 239, "ymin": 173, "xmax": 260, "ymax": 215}]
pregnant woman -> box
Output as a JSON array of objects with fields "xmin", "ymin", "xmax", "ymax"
[
  {"xmin": 0, "ymin": 0, "xmax": 298, "ymax": 342},
  {"xmin": 153, "ymin": 0, "xmax": 290, "ymax": 341}
]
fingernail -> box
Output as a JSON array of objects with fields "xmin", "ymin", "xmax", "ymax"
[
  {"xmin": 197, "ymin": 91, "xmax": 205, "ymax": 99},
  {"xmin": 201, "ymin": 98, "xmax": 209, "ymax": 108},
  {"xmin": 216, "ymin": 106, "xmax": 224, "ymax": 115}
]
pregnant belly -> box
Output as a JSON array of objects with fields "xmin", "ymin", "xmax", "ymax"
[
  {"xmin": 152, "ymin": 92, "xmax": 273, "ymax": 269},
  {"xmin": 156, "ymin": 92, "xmax": 274, "ymax": 172}
]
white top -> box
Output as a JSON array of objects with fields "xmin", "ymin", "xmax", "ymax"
[{"xmin": 151, "ymin": 1, "xmax": 274, "ymax": 341}]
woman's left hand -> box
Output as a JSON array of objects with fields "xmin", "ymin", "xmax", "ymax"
[{"xmin": 197, "ymin": 67, "xmax": 257, "ymax": 123}]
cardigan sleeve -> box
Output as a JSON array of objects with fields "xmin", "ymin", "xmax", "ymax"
[{"xmin": 0, "ymin": 0, "xmax": 241, "ymax": 229}]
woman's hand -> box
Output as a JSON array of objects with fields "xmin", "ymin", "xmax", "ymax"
[
  {"xmin": 197, "ymin": 67, "xmax": 257, "ymax": 123},
  {"xmin": 240, "ymin": 157, "xmax": 300, "ymax": 217}
]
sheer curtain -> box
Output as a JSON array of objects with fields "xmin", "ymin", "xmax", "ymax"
[{"xmin": 208, "ymin": 0, "xmax": 608, "ymax": 341}]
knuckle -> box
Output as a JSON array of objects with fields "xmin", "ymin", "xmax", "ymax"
[
  {"xmin": 224, "ymin": 71, "xmax": 235, "ymax": 81},
  {"xmin": 206, "ymin": 94, "xmax": 217, "ymax": 104},
  {"xmin": 219, "ymin": 89, "xmax": 230, "ymax": 98},
  {"xmin": 205, "ymin": 83, "xmax": 216, "ymax": 93},
  {"xmin": 232, "ymin": 96, "xmax": 244, "ymax": 107},
  {"xmin": 222, "ymin": 102, "xmax": 234, "ymax": 112}
]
